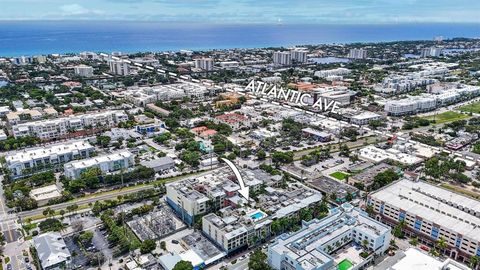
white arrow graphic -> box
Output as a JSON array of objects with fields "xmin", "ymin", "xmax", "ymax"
[{"xmin": 221, "ymin": 158, "xmax": 249, "ymax": 200}]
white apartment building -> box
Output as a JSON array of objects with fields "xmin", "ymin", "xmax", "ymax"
[
  {"xmin": 291, "ymin": 49, "xmax": 308, "ymax": 63},
  {"xmin": 64, "ymin": 150, "xmax": 134, "ymax": 179},
  {"xmin": 385, "ymin": 85, "xmax": 480, "ymax": 115},
  {"xmin": 368, "ymin": 179, "xmax": 480, "ymax": 264},
  {"xmin": 124, "ymin": 83, "xmax": 210, "ymax": 106},
  {"xmin": 268, "ymin": 203, "xmax": 391, "ymax": 270},
  {"xmin": 12, "ymin": 110, "xmax": 128, "ymax": 139},
  {"xmin": 195, "ymin": 58, "xmax": 214, "ymax": 71},
  {"xmin": 273, "ymin": 51, "xmax": 292, "ymax": 66},
  {"xmin": 5, "ymin": 140, "xmax": 94, "ymax": 179},
  {"xmin": 421, "ymin": 47, "xmax": 443, "ymax": 57},
  {"xmin": 108, "ymin": 59, "xmax": 130, "ymax": 76},
  {"xmin": 203, "ymin": 208, "xmax": 271, "ymax": 254},
  {"xmin": 314, "ymin": 68, "xmax": 351, "ymax": 78},
  {"xmin": 166, "ymin": 169, "xmax": 234, "ymax": 226},
  {"xmin": 74, "ymin": 65, "xmax": 94, "ymax": 77},
  {"xmin": 348, "ymin": 48, "xmax": 367, "ymax": 59},
  {"xmin": 220, "ymin": 61, "xmax": 240, "ymax": 69}
]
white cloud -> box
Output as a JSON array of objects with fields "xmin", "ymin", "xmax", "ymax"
[{"xmin": 60, "ymin": 3, "xmax": 103, "ymax": 16}]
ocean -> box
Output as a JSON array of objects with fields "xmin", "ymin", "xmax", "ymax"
[{"xmin": 0, "ymin": 21, "xmax": 479, "ymax": 56}]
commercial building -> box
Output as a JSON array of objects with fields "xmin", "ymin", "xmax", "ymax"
[
  {"xmin": 12, "ymin": 110, "xmax": 128, "ymax": 139},
  {"xmin": 368, "ymin": 179, "xmax": 480, "ymax": 263},
  {"xmin": 158, "ymin": 231, "xmax": 225, "ymax": 270},
  {"xmin": 195, "ymin": 58, "xmax": 214, "ymax": 71},
  {"xmin": 5, "ymin": 140, "xmax": 94, "ymax": 178},
  {"xmin": 140, "ymin": 156, "xmax": 175, "ymax": 172},
  {"xmin": 273, "ymin": 51, "xmax": 292, "ymax": 66},
  {"xmin": 388, "ymin": 248, "xmax": 470, "ymax": 270},
  {"xmin": 348, "ymin": 48, "xmax": 367, "ymax": 59},
  {"xmin": 214, "ymin": 113, "xmax": 250, "ymax": 129},
  {"xmin": 63, "ymin": 150, "xmax": 135, "ymax": 179},
  {"xmin": 268, "ymin": 203, "xmax": 391, "ymax": 270},
  {"xmin": 316, "ymin": 89, "xmax": 356, "ymax": 106},
  {"xmin": 350, "ymin": 112, "xmax": 382, "ymax": 126},
  {"xmin": 30, "ymin": 184, "xmax": 62, "ymax": 206},
  {"xmin": 108, "ymin": 59, "xmax": 130, "ymax": 75},
  {"xmin": 135, "ymin": 121, "xmax": 166, "ymax": 137},
  {"xmin": 73, "ymin": 64, "xmax": 94, "ymax": 77},
  {"xmin": 33, "ymin": 232, "xmax": 71, "ymax": 270},
  {"xmin": 302, "ymin": 128, "xmax": 331, "ymax": 142},
  {"xmin": 358, "ymin": 145, "xmax": 422, "ymax": 165}
]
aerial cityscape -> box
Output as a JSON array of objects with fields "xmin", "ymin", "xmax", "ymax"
[{"xmin": 1, "ymin": 1, "xmax": 480, "ymax": 270}]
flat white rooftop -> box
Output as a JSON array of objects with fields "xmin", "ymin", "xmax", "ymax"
[
  {"xmin": 389, "ymin": 248, "xmax": 470, "ymax": 270},
  {"xmin": 371, "ymin": 179, "xmax": 480, "ymax": 241},
  {"xmin": 5, "ymin": 140, "xmax": 93, "ymax": 164},
  {"xmin": 64, "ymin": 150, "xmax": 132, "ymax": 170}
]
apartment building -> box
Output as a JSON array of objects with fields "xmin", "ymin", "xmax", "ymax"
[
  {"xmin": 273, "ymin": 51, "xmax": 292, "ymax": 66},
  {"xmin": 165, "ymin": 169, "xmax": 238, "ymax": 225},
  {"xmin": 203, "ymin": 208, "xmax": 271, "ymax": 254},
  {"xmin": 268, "ymin": 203, "xmax": 391, "ymax": 270},
  {"xmin": 124, "ymin": 82, "xmax": 211, "ymax": 106},
  {"xmin": 63, "ymin": 150, "xmax": 134, "ymax": 179},
  {"xmin": 5, "ymin": 140, "xmax": 94, "ymax": 179},
  {"xmin": 348, "ymin": 48, "xmax": 367, "ymax": 59},
  {"xmin": 195, "ymin": 58, "xmax": 214, "ymax": 71},
  {"xmin": 291, "ymin": 49, "xmax": 308, "ymax": 63},
  {"xmin": 384, "ymin": 85, "xmax": 480, "ymax": 115},
  {"xmin": 108, "ymin": 59, "xmax": 130, "ymax": 76},
  {"xmin": 12, "ymin": 110, "xmax": 128, "ymax": 139},
  {"xmin": 368, "ymin": 179, "xmax": 480, "ymax": 263},
  {"xmin": 74, "ymin": 64, "xmax": 94, "ymax": 77},
  {"xmin": 314, "ymin": 68, "xmax": 351, "ymax": 78}
]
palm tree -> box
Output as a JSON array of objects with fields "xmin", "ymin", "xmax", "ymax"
[
  {"xmin": 470, "ymin": 255, "xmax": 480, "ymax": 270},
  {"xmin": 409, "ymin": 237, "xmax": 419, "ymax": 246},
  {"xmin": 436, "ymin": 237, "xmax": 448, "ymax": 253}
]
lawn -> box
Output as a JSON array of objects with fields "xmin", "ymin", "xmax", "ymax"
[
  {"xmin": 422, "ymin": 111, "xmax": 469, "ymax": 124},
  {"xmin": 338, "ymin": 259, "xmax": 354, "ymax": 270},
  {"xmin": 459, "ymin": 102, "xmax": 480, "ymax": 114},
  {"xmin": 330, "ymin": 171, "xmax": 350, "ymax": 181}
]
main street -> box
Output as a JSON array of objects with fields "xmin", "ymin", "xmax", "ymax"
[{"xmin": 17, "ymin": 165, "xmax": 222, "ymax": 220}]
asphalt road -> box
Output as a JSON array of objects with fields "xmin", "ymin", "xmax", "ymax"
[{"xmin": 18, "ymin": 167, "xmax": 221, "ymax": 220}]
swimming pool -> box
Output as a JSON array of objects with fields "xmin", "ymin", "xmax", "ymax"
[
  {"xmin": 251, "ymin": 212, "xmax": 265, "ymax": 220},
  {"xmin": 337, "ymin": 259, "xmax": 353, "ymax": 270}
]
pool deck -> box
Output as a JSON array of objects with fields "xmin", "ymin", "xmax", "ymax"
[{"xmin": 333, "ymin": 244, "xmax": 365, "ymax": 269}]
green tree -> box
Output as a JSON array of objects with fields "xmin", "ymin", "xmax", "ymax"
[
  {"xmin": 470, "ymin": 255, "xmax": 480, "ymax": 269},
  {"xmin": 42, "ymin": 207, "xmax": 55, "ymax": 218},
  {"xmin": 256, "ymin": 149, "xmax": 266, "ymax": 160},
  {"xmin": 173, "ymin": 260, "xmax": 193, "ymax": 270},
  {"xmin": 78, "ymin": 231, "xmax": 94, "ymax": 245},
  {"xmin": 248, "ymin": 250, "xmax": 272, "ymax": 270},
  {"xmin": 140, "ymin": 239, "xmax": 157, "ymax": 254}
]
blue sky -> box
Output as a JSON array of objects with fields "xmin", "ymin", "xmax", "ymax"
[{"xmin": 1, "ymin": 0, "xmax": 480, "ymax": 24}]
